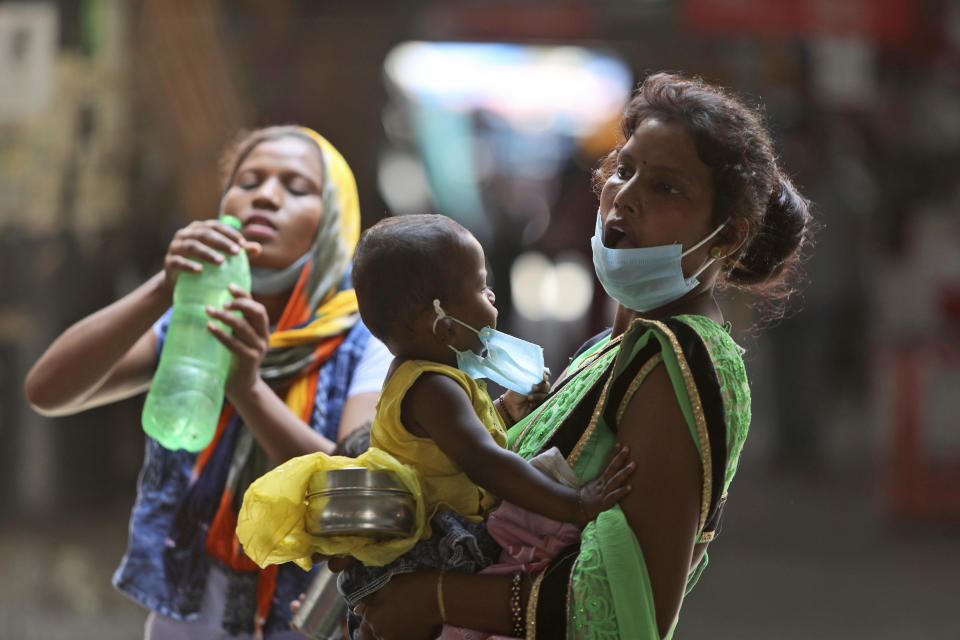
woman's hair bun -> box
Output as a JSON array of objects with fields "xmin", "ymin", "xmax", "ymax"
[{"xmin": 728, "ymin": 173, "xmax": 815, "ymax": 312}]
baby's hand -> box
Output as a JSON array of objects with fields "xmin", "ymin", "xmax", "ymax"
[
  {"xmin": 576, "ymin": 443, "xmax": 634, "ymax": 525},
  {"xmin": 500, "ymin": 368, "xmax": 551, "ymax": 423}
]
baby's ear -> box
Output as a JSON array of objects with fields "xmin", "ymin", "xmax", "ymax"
[
  {"xmin": 428, "ymin": 311, "xmax": 455, "ymax": 345},
  {"xmin": 412, "ymin": 305, "xmax": 450, "ymax": 344},
  {"xmin": 424, "ymin": 299, "xmax": 457, "ymax": 346}
]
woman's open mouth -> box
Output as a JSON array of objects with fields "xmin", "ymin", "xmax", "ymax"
[{"xmin": 603, "ymin": 226, "xmax": 627, "ymax": 249}]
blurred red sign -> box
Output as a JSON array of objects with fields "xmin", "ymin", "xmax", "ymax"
[{"xmin": 682, "ymin": 0, "xmax": 916, "ymax": 46}]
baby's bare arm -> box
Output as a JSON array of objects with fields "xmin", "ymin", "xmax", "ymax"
[{"xmin": 404, "ymin": 374, "xmax": 632, "ymax": 525}]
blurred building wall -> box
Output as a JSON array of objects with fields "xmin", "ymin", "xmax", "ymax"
[{"xmin": 1, "ymin": 0, "xmax": 139, "ymax": 518}]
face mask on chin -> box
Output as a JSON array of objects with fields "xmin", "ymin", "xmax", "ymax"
[
  {"xmin": 590, "ymin": 210, "xmax": 727, "ymax": 313},
  {"xmin": 249, "ymin": 250, "xmax": 311, "ymax": 295},
  {"xmin": 432, "ymin": 299, "xmax": 545, "ymax": 394}
]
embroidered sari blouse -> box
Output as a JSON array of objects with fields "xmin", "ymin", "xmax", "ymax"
[{"xmin": 507, "ymin": 315, "xmax": 751, "ymax": 639}]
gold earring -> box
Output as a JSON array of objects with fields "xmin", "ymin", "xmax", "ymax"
[{"xmin": 709, "ymin": 246, "xmax": 722, "ymax": 259}]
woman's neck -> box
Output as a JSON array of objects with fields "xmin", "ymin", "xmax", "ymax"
[
  {"xmin": 254, "ymin": 291, "xmax": 292, "ymax": 325},
  {"xmin": 390, "ymin": 348, "xmax": 458, "ymax": 370},
  {"xmin": 610, "ymin": 289, "xmax": 722, "ymax": 338}
]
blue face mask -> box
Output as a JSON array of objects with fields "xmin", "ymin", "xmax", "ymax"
[
  {"xmin": 590, "ymin": 211, "xmax": 726, "ymax": 312},
  {"xmin": 432, "ymin": 300, "xmax": 545, "ymax": 394}
]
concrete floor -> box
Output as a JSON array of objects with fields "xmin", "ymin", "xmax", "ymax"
[
  {"xmin": 1, "ymin": 459, "xmax": 956, "ymax": 640},
  {"xmin": 679, "ymin": 462, "xmax": 958, "ymax": 639}
]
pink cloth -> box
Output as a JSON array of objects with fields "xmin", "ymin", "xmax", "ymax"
[{"xmin": 441, "ymin": 501, "xmax": 582, "ymax": 640}]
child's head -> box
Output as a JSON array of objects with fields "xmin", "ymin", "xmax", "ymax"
[{"xmin": 353, "ymin": 214, "xmax": 497, "ymax": 354}]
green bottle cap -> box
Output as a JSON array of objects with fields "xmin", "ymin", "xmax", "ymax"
[{"xmin": 220, "ymin": 215, "xmax": 242, "ymax": 230}]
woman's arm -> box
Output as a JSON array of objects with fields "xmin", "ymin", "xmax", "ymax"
[
  {"xmin": 226, "ymin": 377, "xmax": 338, "ymax": 461},
  {"xmin": 25, "ymin": 218, "xmax": 254, "ymax": 417},
  {"xmin": 24, "ymin": 272, "xmax": 170, "ymax": 416},
  {"xmin": 336, "ymin": 336, "xmax": 390, "ymax": 443},
  {"xmin": 209, "ymin": 288, "xmax": 381, "ymax": 463},
  {"xmin": 355, "ymin": 569, "xmax": 527, "ymax": 640},
  {"xmin": 337, "ymin": 392, "xmax": 379, "ymax": 443},
  {"xmin": 210, "ymin": 287, "xmax": 338, "ymax": 462},
  {"xmin": 614, "ymin": 363, "xmax": 703, "ymax": 638}
]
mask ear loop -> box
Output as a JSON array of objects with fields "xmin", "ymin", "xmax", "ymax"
[
  {"xmin": 683, "ymin": 220, "xmax": 729, "ymax": 279},
  {"xmin": 432, "ymin": 299, "xmax": 482, "ymax": 336}
]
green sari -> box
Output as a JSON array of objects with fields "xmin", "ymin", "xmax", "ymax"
[{"xmin": 508, "ymin": 315, "xmax": 751, "ymax": 639}]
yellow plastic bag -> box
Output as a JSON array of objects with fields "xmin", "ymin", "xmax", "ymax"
[{"xmin": 236, "ymin": 447, "xmax": 427, "ymax": 569}]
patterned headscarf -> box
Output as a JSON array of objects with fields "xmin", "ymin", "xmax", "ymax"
[
  {"xmin": 165, "ymin": 127, "xmax": 365, "ymax": 636},
  {"xmin": 232, "ymin": 126, "xmax": 363, "ymax": 381}
]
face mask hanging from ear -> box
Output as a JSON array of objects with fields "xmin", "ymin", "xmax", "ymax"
[
  {"xmin": 590, "ymin": 210, "xmax": 727, "ymax": 312},
  {"xmin": 432, "ymin": 300, "xmax": 545, "ymax": 394}
]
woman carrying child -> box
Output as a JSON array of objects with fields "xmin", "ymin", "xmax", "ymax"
[
  {"xmin": 25, "ymin": 126, "xmax": 392, "ymax": 638},
  {"xmin": 243, "ymin": 214, "xmax": 634, "ymax": 636},
  {"xmin": 340, "ymin": 215, "xmax": 634, "ymax": 628},
  {"xmin": 344, "ymin": 72, "xmax": 815, "ymax": 639}
]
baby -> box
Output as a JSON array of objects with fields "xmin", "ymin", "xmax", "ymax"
[{"xmin": 340, "ymin": 214, "xmax": 634, "ymax": 637}]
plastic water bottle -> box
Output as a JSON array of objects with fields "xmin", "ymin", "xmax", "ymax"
[{"xmin": 142, "ymin": 215, "xmax": 251, "ymax": 452}]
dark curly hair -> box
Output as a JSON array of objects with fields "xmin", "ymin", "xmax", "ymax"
[
  {"xmin": 352, "ymin": 214, "xmax": 470, "ymax": 347},
  {"xmin": 594, "ymin": 72, "xmax": 815, "ymax": 320}
]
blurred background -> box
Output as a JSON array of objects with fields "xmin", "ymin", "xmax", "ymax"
[{"xmin": 1, "ymin": 0, "xmax": 959, "ymax": 638}]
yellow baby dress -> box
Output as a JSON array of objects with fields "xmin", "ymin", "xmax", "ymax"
[{"xmin": 237, "ymin": 360, "xmax": 506, "ymax": 568}]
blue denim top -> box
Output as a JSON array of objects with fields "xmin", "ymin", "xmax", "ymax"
[{"xmin": 113, "ymin": 308, "xmax": 373, "ymax": 634}]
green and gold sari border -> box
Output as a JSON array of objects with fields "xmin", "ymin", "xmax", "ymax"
[
  {"xmin": 567, "ymin": 358, "xmax": 617, "ymax": 467},
  {"xmin": 516, "ymin": 316, "xmax": 714, "ymax": 534},
  {"xmin": 513, "ymin": 345, "xmax": 619, "ymax": 460},
  {"xmin": 546, "ymin": 333, "xmax": 620, "ymax": 392},
  {"xmin": 525, "ymin": 569, "xmax": 545, "ymax": 640},
  {"xmin": 696, "ymin": 491, "xmax": 728, "ymax": 543},
  {"xmin": 564, "ymin": 555, "xmax": 578, "ymax": 638},
  {"xmin": 511, "ymin": 394, "xmax": 555, "ymax": 455},
  {"xmin": 615, "ymin": 353, "xmax": 664, "ymax": 427},
  {"xmin": 628, "ymin": 318, "xmax": 713, "ymax": 535}
]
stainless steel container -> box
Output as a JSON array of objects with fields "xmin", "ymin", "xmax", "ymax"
[
  {"xmin": 304, "ymin": 467, "xmax": 416, "ymax": 538},
  {"xmin": 290, "ymin": 564, "xmax": 346, "ymax": 640}
]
